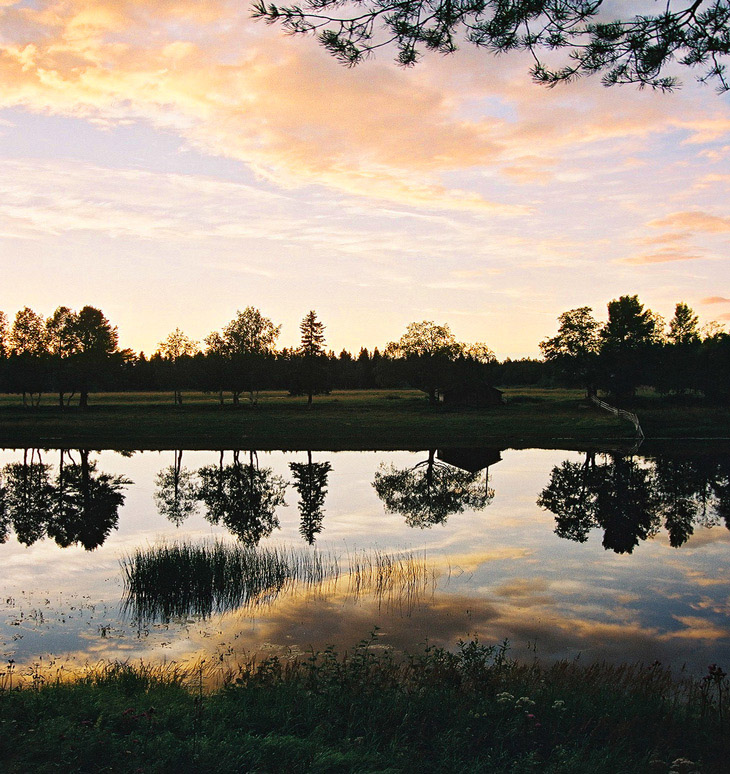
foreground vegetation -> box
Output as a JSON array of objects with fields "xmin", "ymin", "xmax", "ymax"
[{"xmin": 1, "ymin": 638, "xmax": 727, "ymax": 773}]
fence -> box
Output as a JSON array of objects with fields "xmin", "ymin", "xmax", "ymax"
[{"xmin": 590, "ymin": 395, "xmax": 644, "ymax": 440}]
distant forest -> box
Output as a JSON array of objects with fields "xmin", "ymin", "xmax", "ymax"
[{"xmin": 0, "ymin": 296, "xmax": 728, "ymax": 406}]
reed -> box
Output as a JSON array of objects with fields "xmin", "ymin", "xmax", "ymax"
[
  {"xmin": 121, "ymin": 541, "xmax": 438, "ymax": 622},
  {"xmin": 121, "ymin": 541, "xmax": 340, "ymax": 621}
]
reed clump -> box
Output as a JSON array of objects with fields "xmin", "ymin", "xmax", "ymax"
[
  {"xmin": 121, "ymin": 542, "xmax": 438, "ymax": 622},
  {"xmin": 121, "ymin": 541, "xmax": 340, "ymax": 621}
]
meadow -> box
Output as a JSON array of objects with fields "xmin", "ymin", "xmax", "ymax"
[{"xmin": 1, "ymin": 387, "xmax": 723, "ymax": 450}]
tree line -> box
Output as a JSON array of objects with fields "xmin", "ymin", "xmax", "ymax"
[
  {"xmin": 539, "ymin": 295, "xmax": 730, "ymax": 401},
  {"xmin": 0, "ymin": 296, "xmax": 727, "ymax": 406}
]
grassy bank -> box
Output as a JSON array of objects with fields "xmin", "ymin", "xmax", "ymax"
[
  {"xmin": 1, "ymin": 638, "xmax": 726, "ymax": 773},
  {"xmin": 0, "ymin": 388, "xmax": 728, "ymax": 450},
  {"xmin": 0, "ymin": 388, "xmax": 666, "ymax": 450}
]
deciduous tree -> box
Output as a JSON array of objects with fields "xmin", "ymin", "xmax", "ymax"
[
  {"xmin": 69, "ymin": 306, "xmax": 119, "ymax": 409},
  {"xmin": 156, "ymin": 328, "xmax": 200, "ymax": 405},
  {"xmin": 540, "ymin": 306, "xmax": 600, "ymax": 396}
]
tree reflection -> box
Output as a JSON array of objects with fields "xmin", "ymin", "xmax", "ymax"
[
  {"xmin": 0, "ymin": 449, "xmax": 130, "ymax": 549},
  {"xmin": 154, "ymin": 450, "xmax": 199, "ymax": 526},
  {"xmin": 1, "ymin": 449, "xmax": 53, "ymax": 545},
  {"xmin": 196, "ymin": 450, "xmax": 287, "ymax": 545},
  {"xmin": 539, "ymin": 452, "xmax": 730, "ymax": 552},
  {"xmin": 48, "ymin": 450, "xmax": 130, "ymax": 550},
  {"xmin": 289, "ymin": 451, "xmax": 332, "ymax": 544},
  {"xmin": 373, "ymin": 449, "xmax": 493, "ymax": 528}
]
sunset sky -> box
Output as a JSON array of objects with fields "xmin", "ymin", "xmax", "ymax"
[{"xmin": 1, "ymin": 0, "xmax": 729, "ymax": 358}]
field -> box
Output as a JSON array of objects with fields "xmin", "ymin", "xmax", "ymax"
[
  {"xmin": 0, "ymin": 387, "xmax": 711, "ymax": 450},
  {"xmin": 0, "ymin": 387, "xmax": 728, "ymax": 450}
]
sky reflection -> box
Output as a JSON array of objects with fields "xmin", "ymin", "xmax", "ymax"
[{"xmin": 0, "ymin": 447, "xmax": 728, "ymax": 678}]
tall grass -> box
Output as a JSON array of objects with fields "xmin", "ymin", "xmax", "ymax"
[
  {"xmin": 121, "ymin": 541, "xmax": 438, "ymax": 622},
  {"xmin": 0, "ymin": 638, "xmax": 727, "ymax": 773}
]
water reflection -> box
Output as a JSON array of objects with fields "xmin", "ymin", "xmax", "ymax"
[
  {"xmin": 153, "ymin": 450, "xmax": 199, "ymax": 526},
  {"xmin": 289, "ymin": 451, "xmax": 332, "ymax": 544},
  {"xmin": 539, "ymin": 452, "xmax": 730, "ymax": 552},
  {"xmin": 0, "ymin": 449, "xmax": 129, "ymax": 549},
  {"xmin": 372, "ymin": 449, "xmax": 495, "ymax": 527},
  {"xmin": 197, "ymin": 450, "xmax": 287, "ymax": 545},
  {"xmin": 2, "ymin": 447, "xmax": 728, "ymax": 552},
  {"xmin": 122, "ymin": 542, "xmax": 433, "ymax": 624},
  {"xmin": 1, "ymin": 447, "xmax": 728, "ymax": 675}
]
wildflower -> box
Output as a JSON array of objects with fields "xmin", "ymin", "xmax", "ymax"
[
  {"xmin": 705, "ymin": 664, "xmax": 727, "ymax": 683},
  {"xmin": 526, "ymin": 713, "xmax": 535, "ymax": 719},
  {"xmin": 515, "ymin": 696, "xmax": 536, "ymax": 709},
  {"xmin": 669, "ymin": 758, "xmax": 701, "ymax": 774},
  {"xmin": 495, "ymin": 692, "xmax": 514, "ymax": 704},
  {"xmin": 551, "ymin": 700, "xmax": 566, "ymax": 711}
]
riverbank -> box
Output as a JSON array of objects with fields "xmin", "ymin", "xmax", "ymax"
[
  {"xmin": 0, "ymin": 638, "xmax": 726, "ymax": 773},
  {"xmin": 2, "ymin": 387, "xmax": 723, "ymax": 450}
]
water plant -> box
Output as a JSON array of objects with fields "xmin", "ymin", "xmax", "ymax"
[
  {"xmin": 121, "ymin": 541, "xmax": 439, "ymax": 623},
  {"xmin": 121, "ymin": 541, "xmax": 339, "ymax": 622}
]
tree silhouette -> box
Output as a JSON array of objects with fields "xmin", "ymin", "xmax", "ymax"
[
  {"xmin": 154, "ymin": 450, "xmax": 199, "ymax": 526},
  {"xmin": 196, "ymin": 450, "xmax": 287, "ymax": 544},
  {"xmin": 9, "ymin": 307, "xmax": 48, "ymax": 406},
  {"xmin": 385, "ymin": 320, "xmax": 462, "ymax": 403},
  {"xmin": 373, "ymin": 450, "xmax": 493, "ymax": 527},
  {"xmin": 289, "ymin": 451, "xmax": 332, "ymax": 543},
  {"xmin": 669, "ymin": 303, "xmax": 701, "ymax": 346},
  {"xmin": 253, "ymin": 0, "xmax": 730, "ymax": 91},
  {"xmin": 155, "ymin": 329, "xmax": 199, "ymax": 405},
  {"xmin": 540, "ymin": 307, "xmax": 600, "ymax": 396},
  {"xmin": 298, "ymin": 310, "xmax": 327, "ymax": 407},
  {"xmin": 204, "ymin": 308, "xmax": 281, "ymax": 405},
  {"xmin": 599, "ymin": 295, "xmax": 659, "ymax": 399},
  {"xmin": 70, "ymin": 306, "xmax": 119, "ymax": 409}
]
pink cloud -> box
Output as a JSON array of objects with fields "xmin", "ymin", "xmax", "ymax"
[{"xmin": 701, "ymin": 296, "xmax": 730, "ymax": 304}]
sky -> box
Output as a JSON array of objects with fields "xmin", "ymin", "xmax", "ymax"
[{"xmin": 0, "ymin": 0, "xmax": 729, "ymax": 358}]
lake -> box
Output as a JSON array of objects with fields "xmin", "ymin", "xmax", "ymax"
[{"xmin": 1, "ymin": 447, "xmax": 728, "ymax": 684}]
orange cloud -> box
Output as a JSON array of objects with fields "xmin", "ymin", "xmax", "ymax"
[
  {"xmin": 620, "ymin": 248, "xmax": 703, "ymax": 265},
  {"xmin": 648, "ymin": 211, "xmax": 730, "ymax": 233},
  {"xmin": 702, "ymin": 296, "xmax": 730, "ymax": 304},
  {"xmin": 1, "ymin": 0, "xmax": 728, "ymax": 216}
]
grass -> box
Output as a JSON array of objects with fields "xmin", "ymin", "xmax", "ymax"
[
  {"xmin": 121, "ymin": 542, "xmax": 436, "ymax": 623},
  {"xmin": 0, "ymin": 638, "xmax": 727, "ymax": 773},
  {"xmin": 0, "ymin": 388, "xmax": 649, "ymax": 450}
]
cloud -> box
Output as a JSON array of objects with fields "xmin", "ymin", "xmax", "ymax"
[
  {"xmin": 648, "ymin": 211, "xmax": 730, "ymax": 233},
  {"xmin": 0, "ymin": 0, "xmax": 525, "ymax": 212},
  {"xmin": 0, "ymin": 0, "xmax": 728, "ymax": 215},
  {"xmin": 702, "ymin": 296, "xmax": 730, "ymax": 304},
  {"xmin": 620, "ymin": 248, "xmax": 703, "ymax": 265}
]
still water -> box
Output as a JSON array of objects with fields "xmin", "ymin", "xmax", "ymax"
[{"xmin": 1, "ymin": 447, "xmax": 728, "ymax": 677}]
